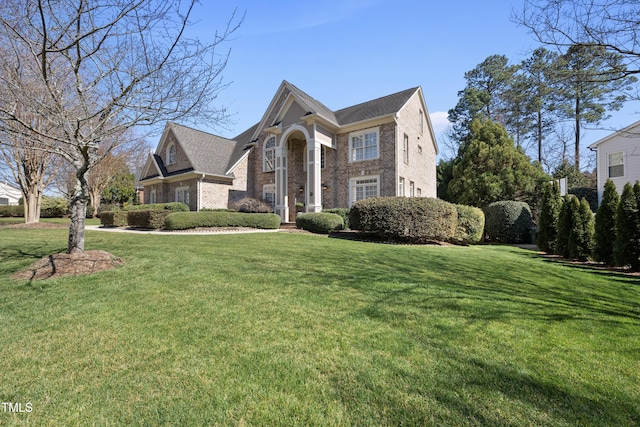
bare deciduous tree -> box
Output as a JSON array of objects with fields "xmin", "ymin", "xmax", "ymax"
[{"xmin": 0, "ymin": 0, "xmax": 241, "ymax": 253}]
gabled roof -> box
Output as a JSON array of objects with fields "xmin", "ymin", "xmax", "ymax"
[
  {"xmin": 588, "ymin": 120, "xmax": 640, "ymax": 149},
  {"xmin": 335, "ymin": 87, "xmax": 419, "ymax": 125},
  {"xmin": 285, "ymin": 81, "xmax": 338, "ymax": 125}
]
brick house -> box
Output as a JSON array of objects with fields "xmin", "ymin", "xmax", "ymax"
[{"xmin": 139, "ymin": 81, "xmax": 438, "ymax": 222}]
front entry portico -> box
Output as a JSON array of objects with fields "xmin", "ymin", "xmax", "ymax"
[{"xmin": 273, "ymin": 125, "xmax": 323, "ymax": 223}]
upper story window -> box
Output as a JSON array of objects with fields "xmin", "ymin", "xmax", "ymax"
[
  {"xmin": 167, "ymin": 144, "xmax": 177, "ymax": 164},
  {"xmin": 608, "ymin": 152, "xmax": 624, "ymax": 178},
  {"xmin": 403, "ymin": 134, "xmax": 409, "ymax": 164},
  {"xmin": 263, "ymin": 137, "xmax": 276, "ymax": 172},
  {"xmin": 349, "ymin": 128, "xmax": 379, "ymax": 162},
  {"xmin": 419, "ymin": 110, "xmax": 424, "ymax": 134}
]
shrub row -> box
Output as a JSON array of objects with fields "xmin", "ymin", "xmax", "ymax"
[
  {"xmin": 164, "ymin": 211, "xmax": 281, "ymax": 230},
  {"xmin": 99, "ymin": 203, "xmax": 189, "ymax": 227},
  {"xmin": 484, "ymin": 201, "xmax": 534, "ymax": 244},
  {"xmin": 125, "ymin": 202, "xmax": 189, "ymax": 212},
  {"xmin": 99, "ymin": 211, "xmax": 128, "ymax": 227},
  {"xmin": 0, "ymin": 205, "xmax": 23, "ymax": 217},
  {"xmin": 0, "ymin": 204, "xmax": 70, "ymax": 218},
  {"xmin": 349, "ymin": 197, "xmax": 483, "ymax": 244},
  {"xmin": 127, "ymin": 210, "xmax": 172, "ymax": 229},
  {"xmin": 296, "ymin": 212, "xmax": 344, "ymax": 234}
]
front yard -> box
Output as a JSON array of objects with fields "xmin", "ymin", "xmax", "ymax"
[{"xmin": 0, "ymin": 226, "xmax": 638, "ymax": 426}]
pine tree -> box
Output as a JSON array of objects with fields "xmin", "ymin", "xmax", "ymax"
[
  {"xmin": 537, "ymin": 181, "xmax": 562, "ymax": 253},
  {"xmin": 614, "ymin": 182, "xmax": 640, "ymax": 268},
  {"xmin": 555, "ymin": 195, "xmax": 572, "ymax": 257},
  {"xmin": 593, "ymin": 180, "xmax": 619, "ymax": 264}
]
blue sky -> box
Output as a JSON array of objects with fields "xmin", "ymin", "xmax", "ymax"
[{"xmin": 191, "ymin": 0, "xmax": 640, "ymax": 160}]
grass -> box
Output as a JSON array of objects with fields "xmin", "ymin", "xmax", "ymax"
[{"xmin": 0, "ymin": 227, "xmax": 638, "ymax": 426}]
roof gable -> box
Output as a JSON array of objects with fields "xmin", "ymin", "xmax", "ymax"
[{"xmin": 589, "ymin": 120, "xmax": 640, "ymax": 149}]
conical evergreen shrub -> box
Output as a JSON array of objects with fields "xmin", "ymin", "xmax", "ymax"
[
  {"xmin": 568, "ymin": 198, "xmax": 594, "ymax": 261},
  {"xmin": 593, "ymin": 180, "xmax": 619, "ymax": 264},
  {"xmin": 614, "ymin": 182, "xmax": 640, "ymax": 269},
  {"xmin": 537, "ymin": 181, "xmax": 562, "ymax": 253},
  {"xmin": 555, "ymin": 195, "xmax": 572, "ymax": 258}
]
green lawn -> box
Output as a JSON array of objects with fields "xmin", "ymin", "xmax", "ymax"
[{"xmin": 0, "ymin": 227, "xmax": 638, "ymax": 426}]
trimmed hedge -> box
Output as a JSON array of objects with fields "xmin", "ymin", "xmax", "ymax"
[
  {"xmin": 99, "ymin": 211, "xmax": 128, "ymax": 227},
  {"xmin": 484, "ymin": 201, "xmax": 534, "ymax": 244},
  {"xmin": 164, "ymin": 211, "xmax": 281, "ymax": 230},
  {"xmin": 0, "ymin": 205, "xmax": 23, "ymax": 217},
  {"xmin": 453, "ymin": 204, "xmax": 485, "ymax": 245},
  {"xmin": 349, "ymin": 197, "xmax": 457, "ymax": 243},
  {"xmin": 296, "ymin": 212, "xmax": 344, "ymax": 234},
  {"xmin": 323, "ymin": 208, "xmax": 350, "ymax": 229},
  {"xmin": 126, "ymin": 202, "xmax": 189, "ymax": 212},
  {"xmin": 127, "ymin": 210, "xmax": 172, "ymax": 229}
]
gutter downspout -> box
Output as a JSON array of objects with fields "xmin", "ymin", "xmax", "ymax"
[{"xmin": 198, "ymin": 174, "xmax": 205, "ymax": 211}]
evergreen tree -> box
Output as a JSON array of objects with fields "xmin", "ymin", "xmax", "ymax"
[
  {"xmin": 614, "ymin": 182, "xmax": 640, "ymax": 268},
  {"xmin": 537, "ymin": 180, "xmax": 562, "ymax": 253},
  {"xmin": 593, "ymin": 180, "xmax": 619, "ymax": 264},
  {"xmin": 448, "ymin": 119, "xmax": 547, "ymax": 208},
  {"xmin": 555, "ymin": 195, "xmax": 572, "ymax": 257},
  {"xmin": 568, "ymin": 197, "xmax": 594, "ymax": 260}
]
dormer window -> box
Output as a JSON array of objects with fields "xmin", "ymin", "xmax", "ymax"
[
  {"xmin": 264, "ymin": 137, "xmax": 276, "ymax": 172},
  {"xmin": 167, "ymin": 144, "xmax": 177, "ymax": 164}
]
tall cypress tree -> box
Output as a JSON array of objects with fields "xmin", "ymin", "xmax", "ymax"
[
  {"xmin": 614, "ymin": 182, "xmax": 640, "ymax": 269},
  {"xmin": 569, "ymin": 198, "xmax": 594, "ymax": 261},
  {"xmin": 537, "ymin": 181, "xmax": 562, "ymax": 253},
  {"xmin": 555, "ymin": 195, "xmax": 572, "ymax": 257},
  {"xmin": 593, "ymin": 180, "xmax": 619, "ymax": 264}
]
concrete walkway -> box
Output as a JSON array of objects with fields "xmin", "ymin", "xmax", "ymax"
[{"xmin": 85, "ymin": 225, "xmax": 284, "ymax": 235}]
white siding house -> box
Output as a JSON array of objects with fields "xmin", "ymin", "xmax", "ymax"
[
  {"xmin": 589, "ymin": 120, "xmax": 640, "ymax": 204},
  {"xmin": 0, "ymin": 182, "xmax": 21, "ymax": 205}
]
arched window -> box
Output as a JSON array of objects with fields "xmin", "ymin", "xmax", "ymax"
[
  {"xmin": 263, "ymin": 137, "xmax": 276, "ymax": 172},
  {"xmin": 167, "ymin": 144, "xmax": 177, "ymax": 164}
]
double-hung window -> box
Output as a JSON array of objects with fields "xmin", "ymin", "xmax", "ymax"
[
  {"xmin": 263, "ymin": 184, "xmax": 276, "ymax": 209},
  {"xmin": 175, "ymin": 186, "xmax": 189, "ymax": 205},
  {"xmin": 350, "ymin": 176, "xmax": 379, "ymax": 206},
  {"xmin": 350, "ymin": 128, "xmax": 379, "ymax": 162},
  {"xmin": 608, "ymin": 152, "xmax": 624, "ymax": 178},
  {"xmin": 264, "ymin": 137, "xmax": 276, "ymax": 172},
  {"xmin": 403, "ymin": 134, "xmax": 409, "ymax": 164}
]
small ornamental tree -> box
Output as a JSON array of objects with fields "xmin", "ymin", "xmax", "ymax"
[
  {"xmin": 555, "ymin": 195, "xmax": 572, "ymax": 257},
  {"xmin": 537, "ymin": 181, "xmax": 562, "ymax": 253},
  {"xmin": 568, "ymin": 197, "xmax": 594, "ymax": 260},
  {"xmin": 593, "ymin": 180, "xmax": 619, "ymax": 264},
  {"xmin": 614, "ymin": 182, "xmax": 640, "ymax": 269}
]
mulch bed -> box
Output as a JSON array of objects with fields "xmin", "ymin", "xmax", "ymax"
[{"xmin": 12, "ymin": 250, "xmax": 125, "ymax": 281}]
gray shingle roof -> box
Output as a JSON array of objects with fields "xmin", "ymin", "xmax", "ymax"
[
  {"xmin": 284, "ymin": 82, "xmax": 338, "ymax": 125},
  {"xmin": 167, "ymin": 123, "xmax": 245, "ymax": 176},
  {"xmin": 335, "ymin": 87, "xmax": 419, "ymax": 125}
]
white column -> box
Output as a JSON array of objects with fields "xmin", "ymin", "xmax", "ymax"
[
  {"xmin": 307, "ymin": 139, "xmax": 322, "ymax": 213},
  {"xmin": 274, "ymin": 144, "xmax": 289, "ymax": 222}
]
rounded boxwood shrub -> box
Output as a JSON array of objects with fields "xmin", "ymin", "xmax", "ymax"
[
  {"xmin": 127, "ymin": 210, "xmax": 171, "ymax": 229},
  {"xmin": 349, "ymin": 197, "xmax": 457, "ymax": 243},
  {"xmin": 323, "ymin": 208, "xmax": 350, "ymax": 229},
  {"xmin": 452, "ymin": 204, "xmax": 485, "ymax": 245},
  {"xmin": 484, "ymin": 201, "xmax": 534, "ymax": 243},
  {"xmin": 164, "ymin": 211, "xmax": 281, "ymax": 230},
  {"xmin": 296, "ymin": 212, "xmax": 344, "ymax": 234}
]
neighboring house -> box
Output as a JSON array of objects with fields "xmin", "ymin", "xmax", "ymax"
[
  {"xmin": 139, "ymin": 80, "xmax": 439, "ymax": 222},
  {"xmin": 0, "ymin": 181, "xmax": 21, "ymax": 206},
  {"xmin": 589, "ymin": 120, "xmax": 640, "ymax": 204}
]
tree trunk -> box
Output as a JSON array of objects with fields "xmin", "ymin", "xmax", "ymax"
[
  {"xmin": 574, "ymin": 97, "xmax": 581, "ymax": 170},
  {"xmin": 67, "ymin": 168, "xmax": 90, "ymax": 254},
  {"xmin": 23, "ymin": 191, "xmax": 42, "ymax": 223},
  {"xmin": 89, "ymin": 188, "xmax": 101, "ymax": 218}
]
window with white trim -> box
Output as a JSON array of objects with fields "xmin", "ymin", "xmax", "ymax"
[
  {"xmin": 403, "ymin": 134, "xmax": 409, "ymax": 164},
  {"xmin": 167, "ymin": 144, "xmax": 177, "ymax": 164},
  {"xmin": 149, "ymin": 189, "xmax": 156, "ymax": 204},
  {"xmin": 409, "ymin": 181, "xmax": 415, "ymax": 197},
  {"xmin": 399, "ymin": 177, "xmax": 405, "ymax": 196},
  {"xmin": 349, "ymin": 128, "xmax": 379, "ymax": 162},
  {"xmin": 350, "ymin": 176, "xmax": 379, "ymax": 206},
  {"xmin": 263, "ymin": 184, "xmax": 276, "ymax": 209},
  {"xmin": 417, "ymin": 188, "xmax": 422, "ymax": 197},
  {"xmin": 608, "ymin": 152, "xmax": 624, "ymax": 178},
  {"xmin": 263, "ymin": 137, "xmax": 276, "ymax": 172},
  {"xmin": 175, "ymin": 186, "xmax": 189, "ymax": 205}
]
